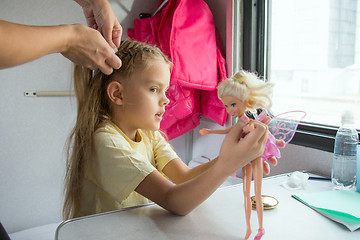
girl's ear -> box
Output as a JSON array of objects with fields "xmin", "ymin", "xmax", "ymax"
[{"xmin": 107, "ymin": 81, "xmax": 123, "ymax": 105}]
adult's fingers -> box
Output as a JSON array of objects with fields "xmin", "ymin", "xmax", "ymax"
[
  {"xmin": 105, "ymin": 52, "xmax": 122, "ymax": 70},
  {"xmin": 88, "ymin": 50, "xmax": 121, "ymax": 75},
  {"xmin": 102, "ymin": 25, "xmax": 116, "ymax": 49},
  {"xmin": 112, "ymin": 27, "xmax": 122, "ymax": 48}
]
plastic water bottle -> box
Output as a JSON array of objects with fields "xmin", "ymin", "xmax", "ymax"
[
  {"xmin": 331, "ymin": 111, "xmax": 359, "ymax": 189},
  {"xmin": 357, "ymin": 145, "xmax": 360, "ymax": 193}
]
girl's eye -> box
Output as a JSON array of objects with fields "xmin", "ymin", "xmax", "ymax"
[
  {"xmin": 150, "ymin": 88, "xmax": 158, "ymax": 93},
  {"xmin": 231, "ymin": 103, "xmax": 236, "ymax": 107},
  {"xmin": 224, "ymin": 105, "xmax": 228, "ymax": 108}
]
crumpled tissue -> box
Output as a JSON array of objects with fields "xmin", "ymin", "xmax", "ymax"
[{"xmin": 281, "ymin": 171, "xmax": 309, "ymax": 190}]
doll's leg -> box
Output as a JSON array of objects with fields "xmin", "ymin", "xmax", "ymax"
[
  {"xmin": 242, "ymin": 164, "xmax": 253, "ymax": 240},
  {"xmin": 252, "ymin": 157, "xmax": 265, "ymax": 240}
]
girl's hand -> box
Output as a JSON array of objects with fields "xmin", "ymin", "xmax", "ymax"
[
  {"xmin": 217, "ymin": 118, "xmax": 268, "ymax": 176},
  {"xmin": 263, "ymin": 157, "xmax": 277, "ymax": 175}
]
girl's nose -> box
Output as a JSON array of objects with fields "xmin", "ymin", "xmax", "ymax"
[{"xmin": 162, "ymin": 95, "xmax": 170, "ymax": 106}]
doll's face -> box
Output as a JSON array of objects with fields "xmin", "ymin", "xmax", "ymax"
[{"xmin": 221, "ymin": 95, "xmax": 247, "ymax": 118}]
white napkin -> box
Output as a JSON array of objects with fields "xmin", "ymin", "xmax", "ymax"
[{"xmin": 281, "ymin": 171, "xmax": 309, "ymax": 190}]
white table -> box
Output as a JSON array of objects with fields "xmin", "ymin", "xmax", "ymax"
[{"xmin": 55, "ymin": 174, "xmax": 360, "ymax": 239}]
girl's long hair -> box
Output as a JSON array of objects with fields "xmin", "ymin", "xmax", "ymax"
[
  {"xmin": 217, "ymin": 70, "xmax": 274, "ymax": 110},
  {"xmin": 63, "ymin": 39, "xmax": 171, "ymax": 220}
]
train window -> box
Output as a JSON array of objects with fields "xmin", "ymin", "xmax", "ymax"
[{"xmin": 241, "ymin": 0, "xmax": 360, "ymax": 151}]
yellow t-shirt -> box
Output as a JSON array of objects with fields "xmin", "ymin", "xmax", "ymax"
[{"xmin": 79, "ymin": 122, "xmax": 179, "ymax": 217}]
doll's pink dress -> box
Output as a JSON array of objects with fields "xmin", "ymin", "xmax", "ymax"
[{"xmin": 262, "ymin": 133, "xmax": 281, "ymax": 161}]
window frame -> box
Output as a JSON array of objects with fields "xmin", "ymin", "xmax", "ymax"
[{"xmin": 242, "ymin": 0, "xmax": 359, "ymax": 153}]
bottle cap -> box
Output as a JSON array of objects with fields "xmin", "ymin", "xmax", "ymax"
[{"xmin": 341, "ymin": 110, "xmax": 354, "ymax": 125}]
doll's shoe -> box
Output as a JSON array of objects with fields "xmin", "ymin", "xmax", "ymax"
[{"xmin": 254, "ymin": 228, "xmax": 265, "ymax": 240}]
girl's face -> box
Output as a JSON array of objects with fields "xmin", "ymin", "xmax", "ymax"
[
  {"xmin": 221, "ymin": 95, "xmax": 247, "ymax": 119},
  {"xmin": 116, "ymin": 59, "xmax": 170, "ymax": 138}
]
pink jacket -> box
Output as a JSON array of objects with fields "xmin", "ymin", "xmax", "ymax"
[{"xmin": 128, "ymin": 0, "xmax": 227, "ymax": 139}]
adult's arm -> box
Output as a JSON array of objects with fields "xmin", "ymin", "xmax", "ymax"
[{"xmin": 0, "ymin": 20, "xmax": 121, "ymax": 74}]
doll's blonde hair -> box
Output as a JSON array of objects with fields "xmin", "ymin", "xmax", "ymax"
[
  {"xmin": 63, "ymin": 39, "xmax": 171, "ymax": 220},
  {"xmin": 217, "ymin": 70, "xmax": 274, "ymax": 110}
]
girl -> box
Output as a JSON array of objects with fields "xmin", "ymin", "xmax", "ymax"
[
  {"xmin": 200, "ymin": 70, "xmax": 280, "ymax": 240},
  {"xmin": 63, "ymin": 40, "xmax": 268, "ymax": 222}
]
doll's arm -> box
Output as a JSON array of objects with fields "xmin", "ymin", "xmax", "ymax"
[{"xmin": 199, "ymin": 125, "xmax": 234, "ymax": 135}]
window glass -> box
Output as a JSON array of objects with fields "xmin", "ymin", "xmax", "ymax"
[{"xmin": 269, "ymin": 0, "xmax": 360, "ymax": 129}]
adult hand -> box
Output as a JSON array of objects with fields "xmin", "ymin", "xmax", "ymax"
[
  {"xmin": 74, "ymin": 0, "xmax": 122, "ymax": 50},
  {"xmin": 61, "ymin": 24, "xmax": 121, "ymax": 75}
]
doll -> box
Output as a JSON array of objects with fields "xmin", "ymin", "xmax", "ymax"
[{"xmin": 199, "ymin": 70, "xmax": 281, "ymax": 240}]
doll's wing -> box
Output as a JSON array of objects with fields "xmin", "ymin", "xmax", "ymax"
[{"xmin": 267, "ymin": 111, "xmax": 306, "ymax": 144}]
